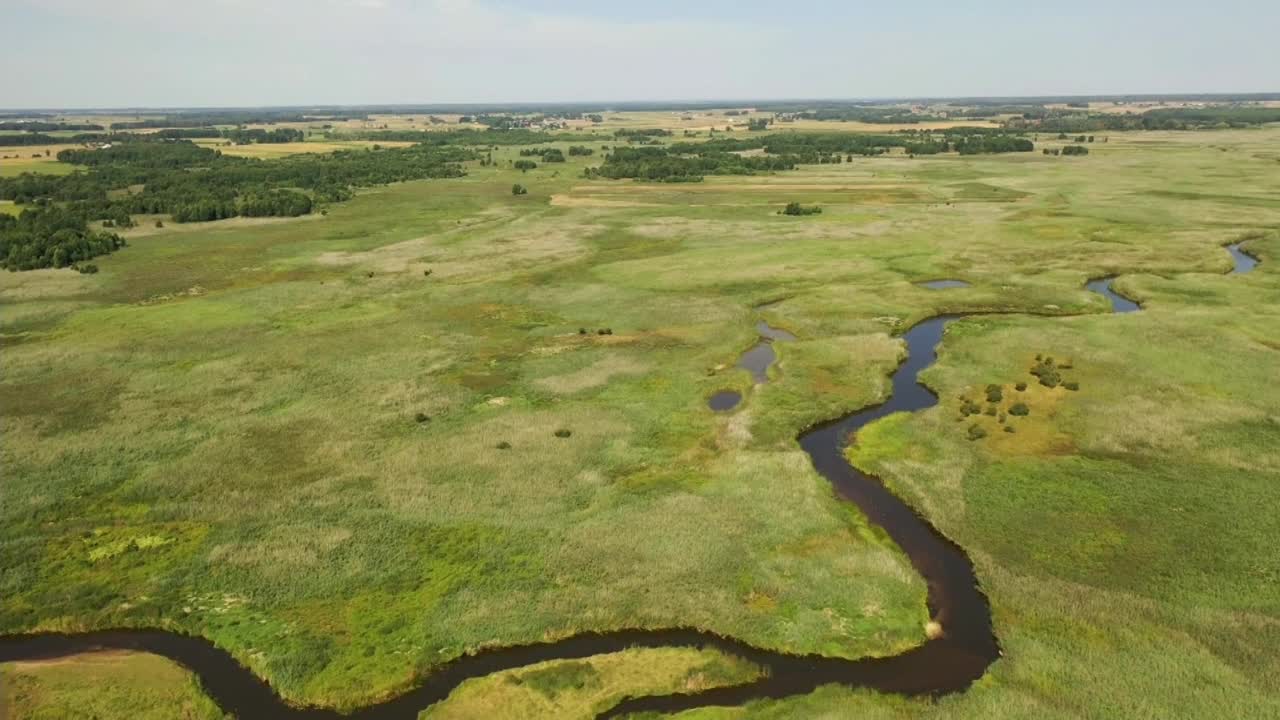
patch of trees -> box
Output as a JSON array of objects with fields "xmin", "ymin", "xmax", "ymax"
[
  {"xmin": 339, "ymin": 128, "xmax": 596, "ymax": 146},
  {"xmin": 567, "ymin": 145, "xmax": 594, "ymax": 156},
  {"xmin": 173, "ymin": 189, "xmax": 313, "ymax": 222},
  {"xmin": 785, "ymin": 107, "xmax": 947, "ymax": 123},
  {"xmin": 614, "ymin": 129, "xmax": 672, "ymax": 139},
  {"xmin": 904, "ymin": 140, "xmax": 949, "ymax": 155},
  {"xmin": 514, "ymin": 160, "xmax": 537, "ymax": 171},
  {"xmin": 586, "ymin": 114, "xmax": 604, "ymax": 123},
  {"xmin": 1061, "ymin": 145, "xmax": 1089, "ymax": 156},
  {"xmin": 0, "ymin": 137, "xmax": 473, "ymax": 269},
  {"xmin": 779, "ymin": 202, "xmax": 821, "ymax": 216},
  {"xmin": 952, "ymin": 134, "xmax": 1034, "ymax": 155},
  {"xmin": 109, "ymin": 111, "xmax": 367, "ymax": 131},
  {"xmin": 518, "ymin": 147, "xmax": 566, "ymax": 162},
  {"xmin": 222, "ymin": 128, "xmax": 304, "ymax": 144},
  {"xmin": 0, "ymin": 133, "xmax": 62, "ymax": 147},
  {"xmin": 585, "ymin": 146, "xmax": 799, "ymax": 182},
  {"xmin": 0, "ymin": 121, "xmax": 104, "ymax": 132},
  {"xmin": 689, "ymin": 129, "xmax": 1034, "ymax": 157},
  {"xmin": 1007, "ymin": 105, "xmax": 1280, "ymax": 132},
  {"xmin": 0, "ymin": 209, "xmax": 126, "ymax": 271},
  {"xmin": 153, "ymin": 128, "xmax": 224, "ymax": 139},
  {"xmin": 747, "ymin": 118, "xmax": 771, "ymax": 131}
]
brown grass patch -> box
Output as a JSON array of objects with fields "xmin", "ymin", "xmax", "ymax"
[{"xmin": 534, "ymin": 356, "xmax": 649, "ymax": 394}]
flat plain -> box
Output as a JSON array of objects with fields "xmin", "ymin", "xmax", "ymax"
[{"xmin": 2, "ymin": 118, "xmax": 1279, "ymax": 719}]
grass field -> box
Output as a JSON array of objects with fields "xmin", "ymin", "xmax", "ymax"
[
  {"xmin": 424, "ymin": 647, "xmax": 760, "ymax": 720},
  {"xmin": 2, "ymin": 125, "xmax": 1279, "ymax": 718},
  {"xmin": 0, "ymin": 651, "xmax": 224, "ymax": 720}
]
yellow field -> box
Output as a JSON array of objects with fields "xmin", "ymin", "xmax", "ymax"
[
  {"xmin": 0, "ymin": 144, "xmax": 84, "ymax": 177},
  {"xmin": 0, "ymin": 200, "xmax": 18, "ymax": 215}
]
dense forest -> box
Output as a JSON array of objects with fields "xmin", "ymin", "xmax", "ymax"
[
  {"xmin": 614, "ymin": 128, "xmax": 672, "ymax": 140},
  {"xmin": 1, "ymin": 138, "xmax": 473, "ymax": 270},
  {"xmin": 221, "ymin": 128, "xmax": 305, "ymax": 144},
  {"xmin": 0, "ymin": 121, "xmax": 104, "ymax": 132},
  {"xmin": 340, "ymin": 128, "xmax": 596, "ymax": 146},
  {"xmin": 0, "ymin": 133, "xmax": 80, "ymax": 147},
  {"xmin": 666, "ymin": 130, "xmax": 1034, "ymax": 161},
  {"xmin": 1007, "ymin": 105, "xmax": 1280, "ymax": 132},
  {"xmin": 780, "ymin": 107, "xmax": 948, "ymax": 124},
  {"xmin": 4, "ymin": 127, "xmax": 304, "ymax": 147},
  {"xmin": 0, "ymin": 210, "xmax": 126, "ymax": 271},
  {"xmin": 951, "ymin": 134, "xmax": 1034, "ymax": 154},
  {"xmin": 108, "ymin": 110, "xmax": 369, "ymax": 130},
  {"xmin": 585, "ymin": 146, "xmax": 800, "ymax": 182}
]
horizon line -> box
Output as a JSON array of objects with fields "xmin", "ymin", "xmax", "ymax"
[{"xmin": 4, "ymin": 91, "xmax": 1280, "ymax": 115}]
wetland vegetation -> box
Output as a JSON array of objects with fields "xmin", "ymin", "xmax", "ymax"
[{"xmin": 3, "ymin": 99, "xmax": 1279, "ymax": 720}]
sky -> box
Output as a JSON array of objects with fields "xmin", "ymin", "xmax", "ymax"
[{"xmin": 5, "ymin": 0, "xmax": 1278, "ymax": 109}]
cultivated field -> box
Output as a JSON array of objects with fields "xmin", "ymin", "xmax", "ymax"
[
  {"xmin": 194, "ymin": 139, "xmax": 418, "ymax": 158},
  {"xmin": 2, "ymin": 123, "xmax": 1279, "ymax": 718},
  {"xmin": 0, "ymin": 144, "xmax": 82, "ymax": 177}
]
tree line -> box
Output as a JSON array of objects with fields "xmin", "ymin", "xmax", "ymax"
[
  {"xmin": 585, "ymin": 146, "xmax": 800, "ymax": 182},
  {"xmin": 1, "ymin": 138, "xmax": 474, "ymax": 270},
  {"xmin": 0, "ymin": 121, "xmax": 104, "ymax": 132},
  {"xmin": 517, "ymin": 147, "xmax": 566, "ymax": 162},
  {"xmin": 1007, "ymin": 105, "xmax": 1280, "ymax": 132},
  {"xmin": 339, "ymin": 128, "xmax": 597, "ymax": 146}
]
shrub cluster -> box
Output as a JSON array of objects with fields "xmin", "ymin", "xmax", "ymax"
[{"xmin": 780, "ymin": 202, "xmax": 822, "ymax": 216}]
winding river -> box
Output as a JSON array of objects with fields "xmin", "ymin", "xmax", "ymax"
[{"xmin": 0, "ymin": 242, "xmax": 1260, "ymax": 719}]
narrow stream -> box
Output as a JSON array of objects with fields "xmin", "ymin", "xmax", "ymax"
[
  {"xmin": 1084, "ymin": 276, "xmax": 1141, "ymax": 313},
  {"xmin": 918, "ymin": 279, "xmax": 971, "ymax": 290},
  {"xmin": 1227, "ymin": 241, "xmax": 1259, "ymax": 274},
  {"xmin": 708, "ymin": 318, "xmax": 797, "ymax": 412},
  {"xmin": 0, "ymin": 243, "xmax": 1259, "ymax": 719}
]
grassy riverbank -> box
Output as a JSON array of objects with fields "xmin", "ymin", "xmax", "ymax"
[
  {"xmin": 0, "ymin": 651, "xmax": 224, "ymax": 720},
  {"xmin": 3, "ymin": 126, "xmax": 1279, "ymax": 716}
]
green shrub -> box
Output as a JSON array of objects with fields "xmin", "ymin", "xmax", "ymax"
[
  {"xmin": 1064, "ymin": 381, "xmax": 1080, "ymax": 391},
  {"xmin": 1030, "ymin": 358, "xmax": 1061, "ymax": 387},
  {"xmin": 1015, "ymin": 382, "xmax": 1027, "ymax": 391},
  {"xmin": 496, "ymin": 441, "xmax": 512, "ymax": 450},
  {"xmin": 414, "ymin": 412, "xmax": 430, "ymax": 423},
  {"xmin": 967, "ymin": 424, "xmax": 988, "ymax": 441},
  {"xmin": 780, "ymin": 202, "xmax": 822, "ymax": 216},
  {"xmin": 985, "ymin": 384, "xmax": 1003, "ymax": 402},
  {"xmin": 512, "ymin": 183, "xmax": 528, "ymax": 195},
  {"xmin": 984, "ymin": 405, "xmax": 998, "ymax": 416},
  {"xmin": 76, "ymin": 263, "xmax": 99, "ymax": 274},
  {"xmin": 1003, "ymin": 425, "xmax": 1016, "ymax": 433},
  {"xmin": 554, "ymin": 429, "xmax": 572, "ymax": 438},
  {"xmin": 1009, "ymin": 402, "xmax": 1030, "ymax": 416}
]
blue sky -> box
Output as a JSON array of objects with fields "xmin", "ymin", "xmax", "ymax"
[{"xmin": 4, "ymin": 0, "xmax": 1277, "ymax": 108}]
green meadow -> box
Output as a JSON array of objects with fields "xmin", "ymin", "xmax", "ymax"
[{"xmin": 2, "ymin": 124, "xmax": 1279, "ymax": 718}]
